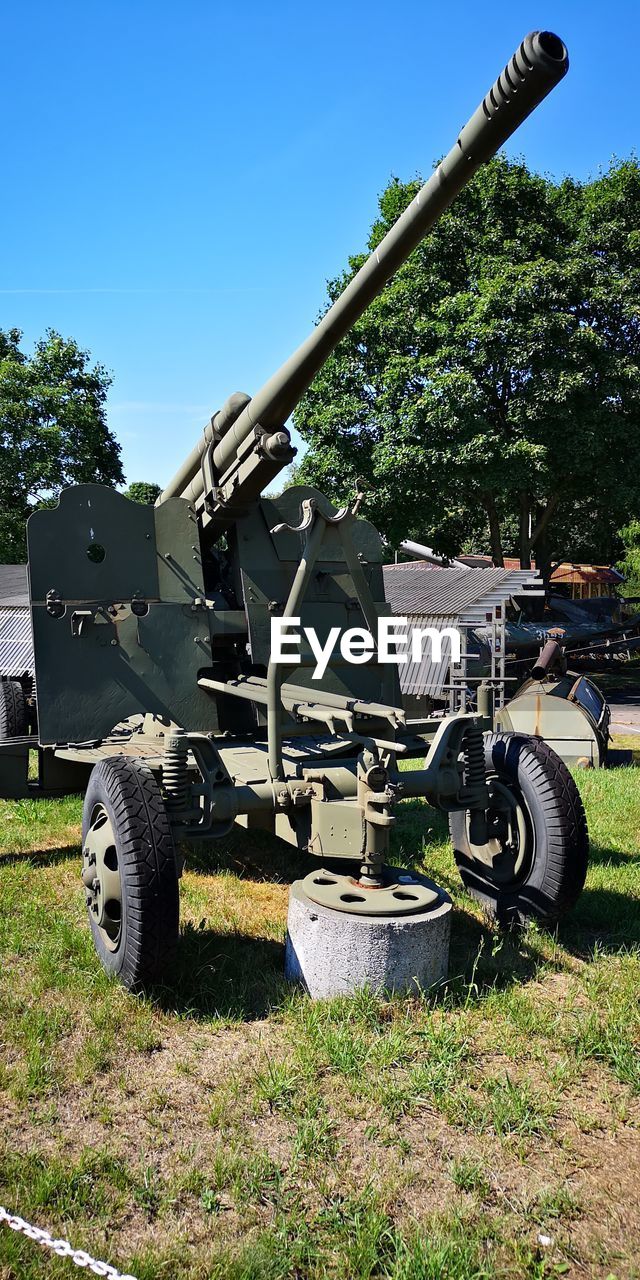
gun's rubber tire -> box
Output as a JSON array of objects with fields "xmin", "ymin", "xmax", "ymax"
[
  {"xmin": 449, "ymin": 733, "xmax": 588, "ymax": 926},
  {"xmin": 82, "ymin": 756, "xmax": 179, "ymax": 990},
  {"xmin": 0, "ymin": 680, "xmax": 27, "ymax": 737}
]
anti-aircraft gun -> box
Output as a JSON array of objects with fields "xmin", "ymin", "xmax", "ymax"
[{"xmin": 0, "ymin": 31, "xmax": 588, "ymax": 988}]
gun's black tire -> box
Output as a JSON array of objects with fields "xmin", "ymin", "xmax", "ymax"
[
  {"xmin": 82, "ymin": 756, "xmax": 179, "ymax": 990},
  {"xmin": 449, "ymin": 732, "xmax": 588, "ymax": 926},
  {"xmin": 0, "ymin": 679, "xmax": 27, "ymax": 737}
]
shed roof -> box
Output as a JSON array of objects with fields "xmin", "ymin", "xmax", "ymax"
[
  {"xmin": 0, "ymin": 607, "xmax": 34, "ymax": 678},
  {"xmin": 396, "ymin": 613, "xmax": 457, "ymax": 698},
  {"xmin": 458, "ymin": 555, "xmax": 624, "ymax": 586},
  {"xmin": 383, "ymin": 565, "xmax": 542, "ymax": 619},
  {"xmin": 0, "ymin": 565, "xmax": 29, "ymax": 607},
  {"xmin": 551, "ymin": 562, "xmax": 624, "ymax": 586}
]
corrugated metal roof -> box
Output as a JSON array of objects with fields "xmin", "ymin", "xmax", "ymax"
[
  {"xmin": 0, "ymin": 565, "xmax": 29, "ymax": 607},
  {"xmin": 0, "ymin": 607, "xmax": 34, "ymax": 677},
  {"xmin": 383, "ymin": 565, "xmax": 542, "ymax": 616},
  {"xmin": 397, "ymin": 614, "xmax": 458, "ymax": 697}
]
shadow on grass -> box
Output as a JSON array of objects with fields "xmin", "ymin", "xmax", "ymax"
[
  {"xmin": 3, "ymin": 798, "xmax": 638, "ymax": 1021},
  {"xmin": 446, "ymin": 905, "xmax": 554, "ymax": 1002},
  {"xmin": 564, "ymin": 884, "xmax": 640, "ymax": 953},
  {"xmin": 566, "ymin": 835, "xmax": 640, "ymax": 951},
  {"xmin": 182, "ymin": 826, "xmax": 313, "ymax": 885},
  {"xmin": 159, "ymin": 904, "xmax": 516, "ymax": 1024},
  {"xmin": 159, "ymin": 924, "xmax": 288, "ymax": 1022},
  {"xmin": 0, "ymin": 844, "xmax": 80, "ymax": 868},
  {"xmin": 587, "ymin": 842, "xmax": 640, "ymax": 870},
  {"xmin": 159, "ymin": 897, "xmax": 592, "ymax": 1025}
]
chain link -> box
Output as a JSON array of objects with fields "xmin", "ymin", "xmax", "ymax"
[{"xmin": 0, "ymin": 1206, "xmax": 138, "ymax": 1279}]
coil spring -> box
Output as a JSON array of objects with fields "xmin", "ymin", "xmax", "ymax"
[
  {"xmin": 163, "ymin": 731, "xmax": 189, "ymax": 810},
  {"xmin": 463, "ymin": 724, "xmax": 486, "ymax": 792}
]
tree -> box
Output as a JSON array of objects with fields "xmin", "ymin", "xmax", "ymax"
[
  {"xmin": 125, "ymin": 481, "xmax": 162, "ymax": 505},
  {"xmin": 619, "ymin": 519, "xmax": 640, "ymax": 596},
  {"xmin": 0, "ymin": 328, "xmax": 123, "ymax": 561},
  {"xmin": 293, "ymin": 157, "xmax": 640, "ymax": 573}
]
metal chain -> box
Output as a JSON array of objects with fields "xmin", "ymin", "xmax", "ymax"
[{"xmin": 0, "ymin": 1206, "xmax": 138, "ymax": 1279}]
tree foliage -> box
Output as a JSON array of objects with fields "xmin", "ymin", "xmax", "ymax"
[
  {"xmin": 293, "ymin": 156, "xmax": 640, "ymax": 570},
  {"xmin": 0, "ymin": 328, "xmax": 123, "ymax": 561},
  {"xmin": 125, "ymin": 481, "xmax": 161, "ymax": 505},
  {"xmin": 619, "ymin": 519, "xmax": 640, "ymax": 597}
]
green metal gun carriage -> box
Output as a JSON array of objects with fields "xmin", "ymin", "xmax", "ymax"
[{"xmin": 0, "ymin": 30, "xmax": 588, "ymax": 989}]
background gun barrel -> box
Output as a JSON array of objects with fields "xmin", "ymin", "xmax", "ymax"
[
  {"xmin": 160, "ymin": 30, "xmax": 568, "ymax": 507},
  {"xmin": 531, "ymin": 639, "xmax": 565, "ymax": 679}
]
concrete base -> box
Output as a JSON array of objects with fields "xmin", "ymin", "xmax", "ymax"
[{"xmin": 284, "ymin": 872, "xmax": 452, "ymax": 998}]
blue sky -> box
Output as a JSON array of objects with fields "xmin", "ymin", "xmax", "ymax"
[{"xmin": 2, "ymin": 0, "xmax": 638, "ymax": 491}]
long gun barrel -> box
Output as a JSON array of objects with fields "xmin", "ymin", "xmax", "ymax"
[{"xmin": 160, "ymin": 30, "xmax": 568, "ymax": 515}]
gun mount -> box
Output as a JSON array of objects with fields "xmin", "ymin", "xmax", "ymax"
[{"xmin": 1, "ymin": 31, "xmax": 589, "ymax": 991}]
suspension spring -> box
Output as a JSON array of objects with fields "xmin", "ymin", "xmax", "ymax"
[
  {"xmin": 163, "ymin": 730, "xmax": 189, "ymax": 812},
  {"xmin": 463, "ymin": 723, "xmax": 489, "ymax": 846},
  {"xmin": 463, "ymin": 723, "xmax": 486, "ymax": 793}
]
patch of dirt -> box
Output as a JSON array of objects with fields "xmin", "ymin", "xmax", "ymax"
[
  {"xmin": 565, "ymin": 1124, "xmax": 640, "ymax": 1270},
  {"xmin": 3, "ymin": 1020, "xmax": 639, "ymax": 1275}
]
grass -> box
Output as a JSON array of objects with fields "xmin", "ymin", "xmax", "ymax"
[
  {"xmin": 0, "ymin": 763, "xmax": 639, "ymax": 1278},
  {"xmin": 592, "ymin": 660, "xmax": 640, "ymax": 695},
  {"xmin": 610, "ymin": 736, "xmax": 640, "ymax": 758}
]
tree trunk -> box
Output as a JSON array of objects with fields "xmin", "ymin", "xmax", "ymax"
[
  {"xmin": 530, "ymin": 494, "xmax": 560, "ymax": 553},
  {"xmin": 518, "ymin": 491, "xmax": 531, "ymax": 569},
  {"xmin": 482, "ymin": 492, "xmax": 504, "ymax": 566},
  {"xmin": 535, "ymin": 526, "xmax": 553, "ymax": 593},
  {"xmin": 530, "ymin": 493, "xmax": 560, "ymax": 591}
]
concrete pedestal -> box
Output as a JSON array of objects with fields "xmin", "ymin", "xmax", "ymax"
[{"xmin": 284, "ymin": 873, "xmax": 452, "ymax": 998}]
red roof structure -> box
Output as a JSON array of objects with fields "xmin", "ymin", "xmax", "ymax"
[
  {"xmin": 550, "ymin": 562, "xmax": 623, "ymax": 587},
  {"xmin": 455, "ymin": 555, "xmax": 624, "ymax": 598}
]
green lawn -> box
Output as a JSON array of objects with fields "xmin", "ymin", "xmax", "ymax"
[
  {"xmin": 592, "ymin": 661, "xmax": 640, "ymax": 696},
  {"xmin": 0, "ymin": 767, "xmax": 639, "ymax": 1280}
]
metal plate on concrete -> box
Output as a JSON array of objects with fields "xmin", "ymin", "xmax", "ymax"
[{"xmin": 302, "ymin": 867, "xmax": 439, "ymax": 915}]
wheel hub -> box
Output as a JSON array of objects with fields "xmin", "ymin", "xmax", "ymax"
[
  {"xmin": 82, "ymin": 803, "xmax": 122, "ymax": 950},
  {"xmin": 465, "ymin": 779, "xmax": 531, "ymax": 885}
]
